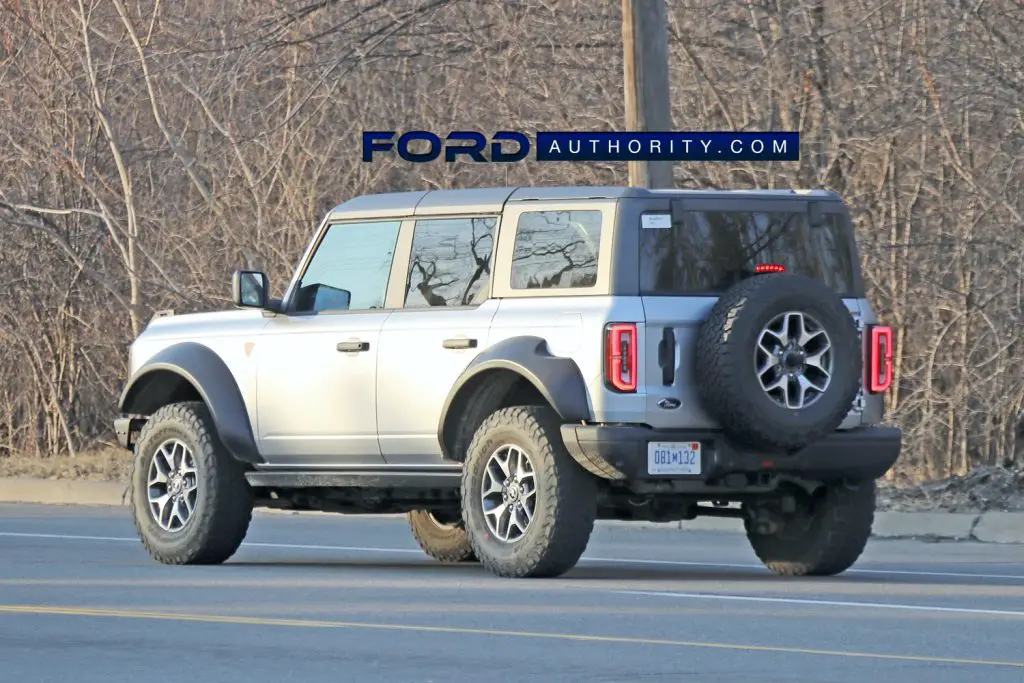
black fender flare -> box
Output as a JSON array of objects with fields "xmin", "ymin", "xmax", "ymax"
[
  {"xmin": 436, "ymin": 336, "xmax": 592, "ymax": 459},
  {"xmin": 118, "ymin": 342, "xmax": 263, "ymax": 464}
]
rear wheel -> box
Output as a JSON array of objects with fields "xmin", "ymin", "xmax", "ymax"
[
  {"xmin": 745, "ymin": 479, "xmax": 876, "ymax": 576},
  {"xmin": 461, "ymin": 405, "xmax": 597, "ymax": 578},
  {"xmin": 130, "ymin": 401, "xmax": 253, "ymax": 565},
  {"xmin": 408, "ymin": 509, "xmax": 476, "ymax": 563}
]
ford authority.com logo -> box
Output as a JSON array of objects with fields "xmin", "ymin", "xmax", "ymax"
[{"xmin": 362, "ymin": 130, "xmax": 799, "ymax": 163}]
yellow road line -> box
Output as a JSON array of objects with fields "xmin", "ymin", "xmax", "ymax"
[{"xmin": 0, "ymin": 604, "xmax": 1021, "ymax": 668}]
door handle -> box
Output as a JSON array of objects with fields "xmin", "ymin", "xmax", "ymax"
[
  {"xmin": 442, "ymin": 338, "xmax": 478, "ymax": 350},
  {"xmin": 337, "ymin": 340, "xmax": 370, "ymax": 353}
]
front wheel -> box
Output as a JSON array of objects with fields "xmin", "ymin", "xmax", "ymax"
[
  {"xmin": 745, "ymin": 479, "xmax": 876, "ymax": 576},
  {"xmin": 130, "ymin": 401, "xmax": 253, "ymax": 565},
  {"xmin": 461, "ymin": 405, "xmax": 597, "ymax": 579}
]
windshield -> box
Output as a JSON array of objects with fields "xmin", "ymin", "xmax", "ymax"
[{"xmin": 639, "ymin": 209, "xmax": 860, "ymax": 296}]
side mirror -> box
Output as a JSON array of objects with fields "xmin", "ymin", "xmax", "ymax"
[{"xmin": 231, "ymin": 270, "xmax": 269, "ymax": 309}]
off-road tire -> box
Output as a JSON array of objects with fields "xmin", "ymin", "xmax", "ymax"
[
  {"xmin": 745, "ymin": 479, "xmax": 876, "ymax": 576},
  {"xmin": 130, "ymin": 401, "xmax": 253, "ymax": 565},
  {"xmin": 694, "ymin": 272, "xmax": 862, "ymax": 453},
  {"xmin": 461, "ymin": 405, "xmax": 597, "ymax": 578},
  {"xmin": 408, "ymin": 509, "xmax": 477, "ymax": 563}
]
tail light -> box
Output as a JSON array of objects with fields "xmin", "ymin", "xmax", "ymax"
[
  {"xmin": 867, "ymin": 325, "xmax": 893, "ymax": 393},
  {"xmin": 755, "ymin": 263, "xmax": 786, "ymax": 274},
  {"xmin": 604, "ymin": 323, "xmax": 637, "ymax": 393}
]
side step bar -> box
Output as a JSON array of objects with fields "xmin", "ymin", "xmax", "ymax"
[{"xmin": 245, "ymin": 467, "xmax": 463, "ymax": 490}]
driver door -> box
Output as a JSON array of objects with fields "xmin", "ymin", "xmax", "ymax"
[{"xmin": 254, "ymin": 219, "xmax": 403, "ymax": 466}]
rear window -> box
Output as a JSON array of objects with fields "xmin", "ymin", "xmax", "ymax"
[{"xmin": 639, "ymin": 209, "xmax": 859, "ymax": 296}]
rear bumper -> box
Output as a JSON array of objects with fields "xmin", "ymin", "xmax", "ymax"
[{"xmin": 560, "ymin": 423, "xmax": 901, "ymax": 486}]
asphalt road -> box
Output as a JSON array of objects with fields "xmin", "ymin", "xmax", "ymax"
[{"xmin": 1, "ymin": 504, "xmax": 1023, "ymax": 682}]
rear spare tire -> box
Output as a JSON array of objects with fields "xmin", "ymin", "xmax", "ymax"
[{"xmin": 694, "ymin": 273, "xmax": 861, "ymax": 453}]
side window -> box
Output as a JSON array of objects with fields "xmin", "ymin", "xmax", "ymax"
[
  {"xmin": 292, "ymin": 220, "xmax": 401, "ymax": 313},
  {"xmin": 404, "ymin": 217, "xmax": 496, "ymax": 307},
  {"xmin": 510, "ymin": 210, "xmax": 602, "ymax": 289}
]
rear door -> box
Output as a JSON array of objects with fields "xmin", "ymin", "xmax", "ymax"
[
  {"xmin": 636, "ymin": 198, "xmax": 865, "ymax": 430},
  {"xmin": 375, "ymin": 215, "xmax": 500, "ymax": 464}
]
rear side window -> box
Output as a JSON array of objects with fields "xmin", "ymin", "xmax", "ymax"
[
  {"xmin": 639, "ymin": 210, "xmax": 859, "ymax": 296},
  {"xmin": 404, "ymin": 217, "xmax": 496, "ymax": 307},
  {"xmin": 511, "ymin": 210, "xmax": 602, "ymax": 289}
]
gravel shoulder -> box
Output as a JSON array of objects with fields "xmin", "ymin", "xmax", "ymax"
[
  {"xmin": 0, "ymin": 450, "xmax": 130, "ymax": 483},
  {"xmin": 878, "ymin": 464, "xmax": 1024, "ymax": 514}
]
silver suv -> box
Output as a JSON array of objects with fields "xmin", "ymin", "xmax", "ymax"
[{"xmin": 114, "ymin": 185, "xmax": 900, "ymax": 579}]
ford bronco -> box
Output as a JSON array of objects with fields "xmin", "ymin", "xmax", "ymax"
[{"xmin": 114, "ymin": 185, "xmax": 900, "ymax": 578}]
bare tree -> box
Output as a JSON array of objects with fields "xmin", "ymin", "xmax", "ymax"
[{"xmin": 0, "ymin": 0, "xmax": 1020, "ymax": 481}]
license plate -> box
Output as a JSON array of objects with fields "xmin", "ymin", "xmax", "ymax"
[{"xmin": 647, "ymin": 441, "xmax": 702, "ymax": 475}]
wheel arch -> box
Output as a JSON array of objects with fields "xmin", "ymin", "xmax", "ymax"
[
  {"xmin": 118, "ymin": 342, "xmax": 263, "ymax": 464},
  {"xmin": 437, "ymin": 336, "xmax": 592, "ymax": 461}
]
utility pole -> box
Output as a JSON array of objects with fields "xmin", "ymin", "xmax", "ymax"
[{"xmin": 621, "ymin": 0, "xmax": 674, "ymax": 189}]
